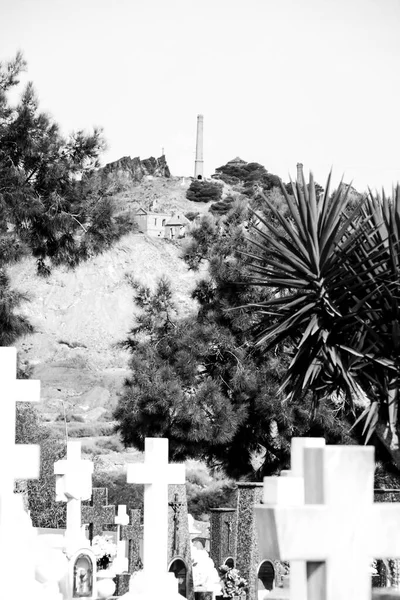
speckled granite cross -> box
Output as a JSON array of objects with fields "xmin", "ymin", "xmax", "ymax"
[
  {"xmin": 120, "ymin": 508, "xmax": 142, "ymax": 573},
  {"xmin": 81, "ymin": 487, "xmax": 116, "ymax": 541}
]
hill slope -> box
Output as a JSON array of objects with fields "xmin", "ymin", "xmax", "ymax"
[{"xmin": 9, "ymin": 231, "xmax": 205, "ymax": 422}]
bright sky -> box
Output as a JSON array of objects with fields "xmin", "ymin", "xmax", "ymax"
[{"xmin": 1, "ymin": 0, "xmax": 400, "ymax": 192}]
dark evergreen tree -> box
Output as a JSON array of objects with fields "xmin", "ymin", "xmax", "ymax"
[{"xmin": 114, "ymin": 193, "xmax": 360, "ymax": 479}]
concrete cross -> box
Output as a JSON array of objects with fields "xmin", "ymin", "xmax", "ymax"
[
  {"xmin": 0, "ymin": 347, "xmax": 41, "ymax": 589},
  {"xmin": 126, "ymin": 438, "xmax": 185, "ymax": 592},
  {"xmin": 54, "ymin": 440, "xmax": 93, "ymax": 543},
  {"xmin": 114, "ymin": 504, "xmax": 130, "ymax": 573},
  {"xmin": 256, "ymin": 443, "xmax": 400, "ymax": 600},
  {"xmin": 261, "ymin": 438, "xmax": 325, "ymax": 600},
  {"xmin": 120, "ymin": 508, "xmax": 142, "ymax": 573},
  {"xmin": 0, "ymin": 347, "xmax": 40, "ymax": 497},
  {"xmin": 81, "ymin": 487, "xmax": 116, "ymax": 541}
]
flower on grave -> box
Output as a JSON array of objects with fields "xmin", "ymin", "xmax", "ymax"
[
  {"xmin": 219, "ymin": 565, "xmax": 248, "ymax": 598},
  {"xmin": 92, "ymin": 534, "xmax": 117, "ymax": 570}
]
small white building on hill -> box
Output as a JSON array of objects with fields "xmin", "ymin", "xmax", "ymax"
[{"xmin": 133, "ymin": 208, "xmax": 190, "ymax": 239}]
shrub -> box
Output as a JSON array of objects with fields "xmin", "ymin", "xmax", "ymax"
[
  {"xmin": 95, "ymin": 435, "xmax": 124, "ymax": 453},
  {"xmin": 209, "ymin": 196, "xmax": 235, "ymax": 216},
  {"xmin": 185, "ymin": 211, "xmax": 200, "ymax": 221},
  {"xmin": 186, "ymin": 180, "xmax": 222, "ymax": 203}
]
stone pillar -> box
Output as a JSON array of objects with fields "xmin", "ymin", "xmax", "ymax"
[
  {"xmin": 168, "ymin": 483, "xmax": 194, "ymax": 600},
  {"xmin": 235, "ymin": 483, "xmax": 264, "ymax": 600},
  {"xmin": 194, "ymin": 114, "xmax": 204, "ymax": 180},
  {"xmin": 296, "ymin": 162, "xmax": 303, "ymax": 186},
  {"xmin": 209, "ymin": 508, "xmax": 237, "ymax": 569}
]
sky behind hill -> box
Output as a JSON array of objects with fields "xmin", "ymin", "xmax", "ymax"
[{"xmin": 1, "ymin": 0, "xmax": 400, "ymax": 192}]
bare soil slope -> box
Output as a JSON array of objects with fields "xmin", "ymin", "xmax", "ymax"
[{"xmin": 9, "ymin": 228, "xmax": 205, "ymax": 423}]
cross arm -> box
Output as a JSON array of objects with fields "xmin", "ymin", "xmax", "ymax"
[
  {"xmin": 126, "ymin": 462, "xmax": 185, "ymax": 485},
  {"xmin": 371, "ymin": 504, "xmax": 400, "ymax": 557},
  {"xmin": 255, "ymin": 505, "xmax": 329, "ymax": 560}
]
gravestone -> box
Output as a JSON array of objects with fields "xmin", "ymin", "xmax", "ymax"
[
  {"xmin": 114, "ymin": 504, "xmax": 130, "ymax": 574},
  {"xmin": 122, "ymin": 437, "xmax": 186, "ymax": 599},
  {"xmin": 209, "ymin": 508, "xmax": 237, "ymax": 569},
  {"xmin": 81, "ymin": 487, "xmax": 116, "ymax": 542},
  {"xmin": 236, "ymin": 482, "xmax": 280, "ymax": 600},
  {"xmin": 168, "ymin": 484, "xmax": 194, "ymax": 600},
  {"xmin": 54, "ymin": 440, "xmax": 93, "ymax": 544},
  {"xmin": 54, "ymin": 440, "xmax": 97, "ymax": 599},
  {"xmin": 255, "ymin": 441, "xmax": 400, "ymax": 600},
  {"xmin": 0, "ymin": 347, "xmax": 42, "ymax": 597},
  {"xmin": 115, "ymin": 508, "xmax": 143, "ymax": 596}
]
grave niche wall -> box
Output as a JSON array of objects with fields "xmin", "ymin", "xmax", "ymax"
[
  {"xmin": 168, "ymin": 483, "xmax": 194, "ymax": 600},
  {"xmin": 209, "ymin": 508, "xmax": 237, "ymax": 570},
  {"xmin": 236, "ymin": 482, "xmax": 281, "ymax": 600}
]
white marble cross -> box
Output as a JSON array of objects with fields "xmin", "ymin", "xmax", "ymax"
[
  {"xmin": 256, "ymin": 442, "xmax": 400, "ymax": 600},
  {"xmin": 0, "ymin": 347, "xmax": 41, "ymax": 593},
  {"xmin": 114, "ymin": 504, "xmax": 130, "ymax": 573},
  {"xmin": 127, "ymin": 438, "xmax": 185, "ymax": 586},
  {"xmin": 54, "ymin": 440, "xmax": 93, "ymax": 543},
  {"xmin": 261, "ymin": 438, "xmax": 325, "ymax": 600},
  {"xmin": 0, "ymin": 347, "xmax": 41, "ymax": 496}
]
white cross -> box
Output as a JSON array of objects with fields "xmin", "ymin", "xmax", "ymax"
[
  {"xmin": 127, "ymin": 438, "xmax": 185, "ymax": 577},
  {"xmin": 54, "ymin": 440, "xmax": 93, "ymax": 543},
  {"xmin": 0, "ymin": 347, "xmax": 41, "ymax": 496},
  {"xmin": 114, "ymin": 504, "xmax": 130, "ymax": 573},
  {"xmin": 0, "ymin": 347, "xmax": 41, "ymax": 588},
  {"xmin": 256, "ymin": 443, "xmax": 400, "ymax": 600},
  {"xmin": 260, "ymin": 438, "xmax": 326, "ymax": 600}
]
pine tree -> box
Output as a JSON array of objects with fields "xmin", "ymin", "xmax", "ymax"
[{"xmin": 114, "ymin": 196, "xmax": 360, "ymax": 479}]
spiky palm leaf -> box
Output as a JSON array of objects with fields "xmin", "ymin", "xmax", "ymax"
[
  {"xmin": 337, "ymin": 186, "xmax": 400, "ymax": 445},
  {"xmin": 243, "ymin": 172, "xmax": 367, "ymax": 406}
]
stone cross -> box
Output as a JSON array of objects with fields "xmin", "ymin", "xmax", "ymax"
[
  {"xmin": 256, "ymin": 442, "xmax": 400, "ymax": 600},
  {"xmin": 169, "ymin": 492, "xmax": 184, "ymax": 555},
  {"xmin": 54, "ymin": 440, "xmax": 93, "ymax": 543},
  {"xmin": 126, "ymin": 438, "xmax": 185, "ymax": 595},
  {"xmin": 81, "ymin": 487, "xmax": 116, "ymax": 542},
  {"xmin": 0, "ymin": 347, "xmax": 40, "ymax": 498},
  {"xmin": 120, "ymin": 508, "xmax": 142, "ymax": 573},
  {"xmin": 0, "ymin": 347, "xmax": 41, "ymax": 592}
]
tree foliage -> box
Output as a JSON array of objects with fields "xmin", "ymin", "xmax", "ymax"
[
  {"xmin": 0, "ymin": 52, "xmax": 128, "ymax": 279},
  {"xmin": 186, "ymin": 180, "xmax": 223, "ymax": 203},
  {"xmin": 244, "ymin": 172, "xmax": 400, "ymax": 454},
  {"xmin": 114, "ymin": 192, "xmax": 360, "ymax": 479}
]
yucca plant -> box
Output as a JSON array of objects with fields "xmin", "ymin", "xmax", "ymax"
[
  {"xmin": 244, "ymin": 173, "xmax": 400, "ymax": 452},
  {"xmin": 337, "ymin": 187, "xmax": 400, "ymax": 448},
  {"xmin": 242, "ymin": 172, "xmax": 369, "ymax": 408}
]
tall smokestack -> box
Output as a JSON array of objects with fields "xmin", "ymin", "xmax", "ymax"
[
  {"xmin": 194, "ymin": 114, "xmax": 204, "ymax": 180},
  {"xmin": 296, "ymin": 163, "xmax": 304, "ymax": 185}
]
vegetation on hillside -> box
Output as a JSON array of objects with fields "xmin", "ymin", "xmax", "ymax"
[
  {"xmin": 114, "ymin": 190, "xmax": 362, "ymax": 479},
  {"xmin": 244, "ymin": 174, "xmax": 400, "ymax": 465},
  {"xmin": 213, "ymin": 158, "xmax": 281, "ymax": 195},
  {"xmin": 186, "ymin": 179, "xmax": 223, "ymax": 203}
]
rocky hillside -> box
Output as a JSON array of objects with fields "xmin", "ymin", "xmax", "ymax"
[
  {"xmin": 8, "ymin": 157, "xmax": 247, "ymax": 431},
  {"xmin": 9, "ymin": 174, "xmax": 212, "ymax": 425}
]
